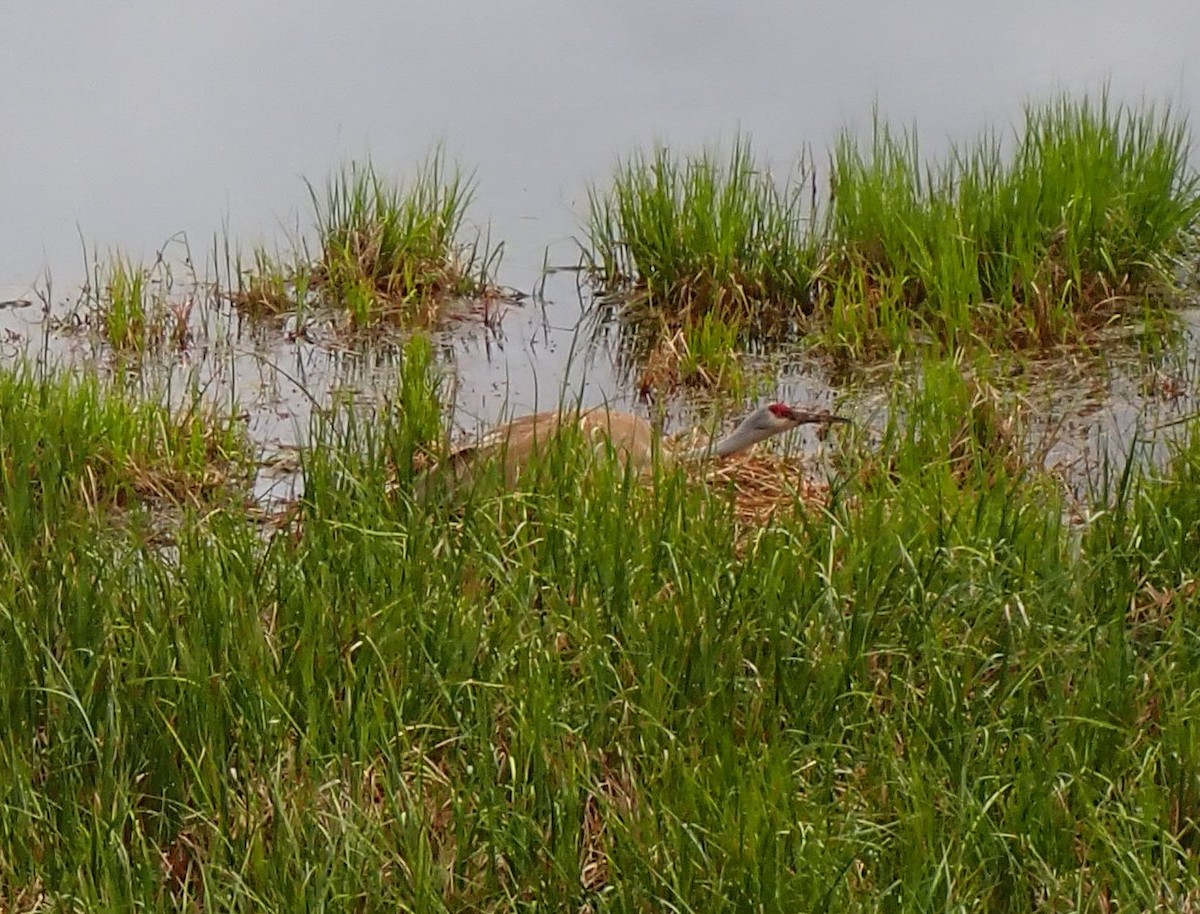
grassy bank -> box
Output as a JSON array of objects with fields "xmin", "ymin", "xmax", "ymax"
[
  {"xmin": 3, "ymin": 347, "xmax": 1199, "ymax": 910},
  {"xmin": 586, "ymin": 94, "xmax": 1200, "ymax": 356}
]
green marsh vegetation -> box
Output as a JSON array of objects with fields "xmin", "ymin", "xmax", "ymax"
[
  {"xmin": 5, "ymin": 337, "xmax": 1200, "ymax": 910},
  {"xmin": 7, "ymin": 89, "xmax": 1200, "ymax": 910},
  {"xmin": 585, "ymin": 139, "xmax": 821, "ymax": 390},
  {"xmin": 78, "ymin": 251, "xmax": 196, "ymax": 355},
  {"xmin": 232, "ymin": 152, "xmax": 502, "ymax": 328},
  {"xmin": 586, "ymin": 93, "xmax": 1200, "ymax": 358},
  {"xmin": 825, "ymin": 94, "xmax": 1200, "ymax": 351},
  {"xmin": 0, "ymin": 364, "xmax": 250, "ymax": 544},
  {"xmin": 586, "ymin": 137, "xmax": 822, "ymax": 332}
]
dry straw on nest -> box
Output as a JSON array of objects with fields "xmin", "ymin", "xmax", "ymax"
[{"xmin": 691, "ymin": 451, "xmax": 832, "ymax": 525}]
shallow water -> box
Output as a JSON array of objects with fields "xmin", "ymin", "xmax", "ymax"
[{"xmin": 3, "ymin": 0, "xmax": 1200, "ymax": 499}]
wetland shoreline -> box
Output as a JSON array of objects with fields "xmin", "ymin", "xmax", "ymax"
[{"xmin": 3, "ymin": 92, "xmax": 1200, "ymax": 909}]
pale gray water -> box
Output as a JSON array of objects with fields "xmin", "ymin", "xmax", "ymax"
[{"xmin": 2, "ymin": 0, "xmax": 1199, "ymax": 500}]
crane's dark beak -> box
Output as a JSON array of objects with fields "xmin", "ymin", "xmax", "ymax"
[{"xmin": 786, "ymin": 407, "xmax": 851, "ymax": 426}]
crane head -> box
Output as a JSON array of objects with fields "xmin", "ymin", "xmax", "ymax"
[{"xmin": 763, "ymin": 402, "xmax": 849, "ymax": 430}]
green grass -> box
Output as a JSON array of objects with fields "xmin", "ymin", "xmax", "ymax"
[
  {"xmin": 231, "ymin": 151, "xmax": 501, "ymax": 328},
  {"xmin": 585, "ymin": 136, "xmax": 823, "ymax": 335},
  {"xmin": 0, "ymin": 364, "xmax": 249, "ymax": 535},
  {"xmin": 677, "ymin": 311, "xmax": 750, "ymax": 391},
  {"xmin": 101, "ymin": 255, "xmax": 156, "ymax": 350},
  {"xmin": 311, "ymin": 152, "xmax": 497, "ymax": 326},
  {"xmin": 586, "ymin": 94, "xmax": 1200, "ymax": 355},
  {"xmin": 4, "ymin": 344, "xmax": 1200, "ymax": 910},
  {"xmin": 825, "ymin": 93, "xmax": 1200, "ymax": 351},
  {"xmin": 81, "ymin": 253, "xmax": 195, "ymax": 354}
]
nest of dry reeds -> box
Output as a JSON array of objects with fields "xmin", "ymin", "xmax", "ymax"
[{"xmin": 691, "ymin": 451, "xmax": 832, "ymax": 525}]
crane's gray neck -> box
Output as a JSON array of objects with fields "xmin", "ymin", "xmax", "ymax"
[{"xmin": 676, "ymin": 415, "xmax": 764, "ymax": 462}]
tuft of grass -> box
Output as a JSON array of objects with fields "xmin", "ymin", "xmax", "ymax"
[
  {"xmin": 228, "ymin": 152, "xmax": 502, "ymax": 328},
  {"xmin": 586, "ymin": 136, "xmax": 822, "ymax": 335},
  {"xmin": 82, "ymin": 254, "xmax": 173, "ymax": 353},
  {"xmin": 308, "ymin": 152, "xmax": 501, "ymax": 328},
  {"xmin": 0, "ymin": 363, "xmax": 251, "ymax": 542},
  {"xmin": 825, "ymin": 93, "xmax": 1200, "ymax": 352},
  {"xmin": 76, "ymin": 245, "xmax": 203, "ymax": 355},
  {"xmin": 102, "ymin": 255, "xmax": 157, "ymax": 350}
]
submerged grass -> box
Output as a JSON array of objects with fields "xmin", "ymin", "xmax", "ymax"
[
  {"xmin": 5, "ymin": 341, "xmax": 1200, "ymax": 909},
  {"xmin": 587, "ymin": 93, "xmax": 1200, "ymax": 356}
]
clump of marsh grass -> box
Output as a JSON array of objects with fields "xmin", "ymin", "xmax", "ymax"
[
  {"xmin": 586, "ymin": 137, "xmax": 822, "ymax": 336},
  {"xmin": 0, "ymin": 363, "xmax": 251, "ymax": 540},
  {"xmin": 587, "ymin": 94, "xmax": 1200, "ymax": 358},
  {"xmin": 74, "ymin": 244, "xmax": 206, "ymax": 355},
  {"xmin": 825, "ymin": 93, "xmax": 1200, "ymax": 351},
  {"xmin": 79, "ymin": 254, "xmax": 173, "ymax": 353},
  {"xmin": 100, "ymin": 255, "xmax": 159, "ymax": 350},
  {"xmin": 228, "ymin": 153, "xmax": 502, "ymax": 328},
  {"xmin": 309, "ymin": 153, "xmax": 501, "ymax": 327}
]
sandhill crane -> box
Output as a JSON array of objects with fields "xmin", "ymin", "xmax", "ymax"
[{"xmin": 442, "ymin": 401, "xmax": 848, "ymax": 489}]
